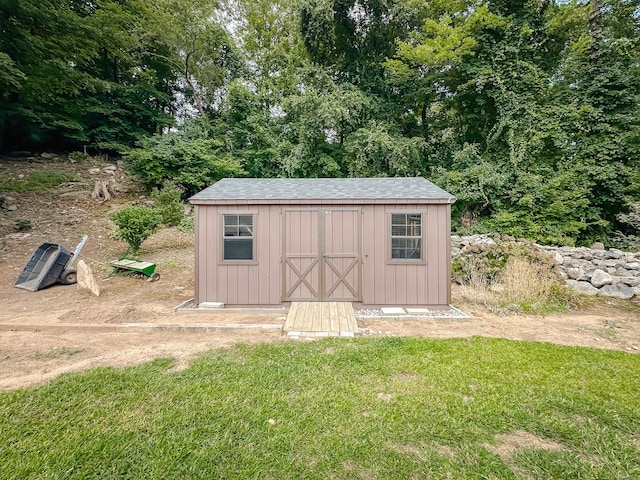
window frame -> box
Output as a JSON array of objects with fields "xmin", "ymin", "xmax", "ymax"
[
  {"xmin": 219, "ymin": 211, "xmax": 258, "ymax": 265},
  {"xmin": 387, "ymin": 211, "xmax": 426, "ymax": 264}
]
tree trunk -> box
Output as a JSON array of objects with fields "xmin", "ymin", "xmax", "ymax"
[{"xmin": 91, "ymin": 180, "xmax": 113, "ymax": 201}]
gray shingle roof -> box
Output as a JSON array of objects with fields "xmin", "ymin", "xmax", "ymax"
[{"xmin": 189, "ymin": 177, "xmax": 455, "ymax": 203}]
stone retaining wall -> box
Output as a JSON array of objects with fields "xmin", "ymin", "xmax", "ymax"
[{"xmin": 452, "ymin": 235, "xmax": 640, "ymax": 299}]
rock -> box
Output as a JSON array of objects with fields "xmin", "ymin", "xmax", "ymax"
[
  {"xmin": 88, "ymin": 167, "xmax": 101, "ymax": 175},
  {"xmin": 59, "ymin": 191, "xmax": 88, "ymax": 199},
  {"xmin": 40, "ymin": 152, "xmax": 58, "ymax": 159},
  {"xmin": 605, "ymin": 249, "xmax": 622, "ymax": 259},
  {"xmin": 565, "ymin": 279, "xmax": 578, "ymax": 287},
  {"xmin": 591, "ymin": 269, "xmax": 613, "ymax": 288},
  {"xmin": 615, "ymin": 267, "xmax": 631, "ymax": 277},
  {"xmin": 591, "ymin": 242, "xmax": 605, "ymax": 250},
  {"xmin": 3, "ymin": 196, "xmax": 15, "ymax": 202},
  {"xmin": 633, "ymin": 287, "xmax": 640, "ymax": 297},
  {"xmin": 5, "ymin": 233, "xmax": 31, "ymax": 240},
  {"xmin": 618, "ymin": 277, "xmax": 640, "ymax": 287},
  {"xmin": 6, "ymin": 205, "xmax": 17, "ymax": 211},
  {"xmin": 599, "ymin": 284, "xmax": 635, "ymax": 300},
  {"xmin": 573, "ymin": 281, "xmax": 600, "ymax": 296},
  {"xmin": 77, "ymin": 260, "xmax": 100, "ymax": 296},
  {"xmin": 566, "ymin": 267, "xmax": 584, "ymax": 280},
  {"xmin": 554, "ymin": 252, "xmax": 564, "ymax": 265},
  {"xmin": 102, "ymin": 166, "xmax": 117, "ymax": 175},
  {"xmin": 624, "ymin": 262, "xmax": 640, "ymax": 270}
]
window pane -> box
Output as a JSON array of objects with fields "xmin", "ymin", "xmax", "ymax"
[
  {"xmin": 238, "ymin": 215, "xmax": 253, "ymax": 226},
  {"xmin": 238, "ymin": 225, "xmax": 253, "ymax": 237},
  {"xmin": 407, "ymin": 225, "xmax": 421, "ymax": 236},
  {"xmin": 406, "ymin": 239, "xmax": 421, "ymax": 259},
  {"xmin": 391, "ymin": 225, "xmax": 407, "ymax": 236},
  {"xmin": 224, "ymin": 226, "xmax": 238, "ymax": 237},
  {"xmin": 391, "ymin": 213, "xmax": 422, "ymax": 260},
  {"xmin": 224, "ymin": 215, "xmax": 238, "ymax": 226},
  {"xmin": 224, "ymin": 239, "xmax": 253, "ymax": 260},
  {"xmin": 392, "ymin": 238, "xmax": 406, "ymax": 249},
  {"xmin": 391, "ymin": 214, "xmax": 406, "ymax": 225}
]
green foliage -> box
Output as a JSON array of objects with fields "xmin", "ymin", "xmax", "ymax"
[
  {"xmin": 151, "ymin": 181, "xmax": 184, "ymax": 226},
  {"xmin": 452, "ymin": 235, "xmax": 555, "ymax": 285},
  {"xmin": 453, "ymin": 236, "xmax": 572, "ymax": 314},
  {"xmin": 125, "ymin": 120, "xmax": 245, "ymax": 195},
  {"xmin": 0, "ymin": 0, "xmax": 176, "ymax": 152},
  {"xmin": 2, "ymin": 0, "xmax": 640, "ymax": 246},
  {"xmin": 177, "ymin": 216, "xmax": 195, "ymax": 234},
  {"xmin": 109, "ymin": 206, "xmax": 162, "ymax": 253},
  {"xmin": 0, "ymin": 171, "xmax": 73, "ymax": 192},
  {"xmin": 14, "ymin": 219, "xmax": 32, "ymax": 232}
]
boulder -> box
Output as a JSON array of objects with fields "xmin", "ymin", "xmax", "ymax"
[
  {"xmin": 40, "ymin": 152, "xmax": 58, "ymax": 159},
  {"xmin": 605, "ymin": 249, "xmax": 622, "ymax": 259},
  {"xmin": 566, "ymin": 267, "xmax": 584, "ymax": 280},
  {"xmin": 591, "ymin": 242, "xmax": 605, "ymax": 250},
  {"xmin": 599, "ymin": 284, "xmax": 635, "ymax": 300},
  {"xmin": 624, "ymin": 262, "xmax": 640, "ymax": 270},
  {"xmin": 618, "ymin": 277, "xmax": 640, "ymax": 287},
  {"xmin": 77, "ymin": 260, "xmax": 100, "ymax": 296},
  {"xmin": 591, "ymin": 269, "xmax": 613, "ymax": 288},
  {"xmin": 573, "ymin": 281, "xmax": 600, "ymax": 296}
]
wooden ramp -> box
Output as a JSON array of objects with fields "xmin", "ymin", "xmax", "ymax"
[{"xmin": 284, "ymin": 302, "xmax": 358, "ymax": 337}]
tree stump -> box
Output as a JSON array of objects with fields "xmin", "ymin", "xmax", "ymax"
[{"xmin": 91, "ymin": 179, "xmax": 114, "ymax": 201}]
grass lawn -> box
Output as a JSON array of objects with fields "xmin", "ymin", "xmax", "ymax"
[{"xmin": 1, "ymin": 337, "xmax": 639, "ymax": 479}]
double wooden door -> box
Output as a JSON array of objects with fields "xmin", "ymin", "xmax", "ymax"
[{"xmin": 283, "ymin": 208, "xmax": 361, "ymax": 301}]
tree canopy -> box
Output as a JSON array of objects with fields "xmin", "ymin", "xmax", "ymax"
[{"xmin": 1, "ymin": 0, "xmax": 639, "ymax": 246}]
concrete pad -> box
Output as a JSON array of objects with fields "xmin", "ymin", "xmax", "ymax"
[
  {"xmin": 199, "ymin": 302, "xmax": 224, "ymax": 309},
  {"xmin": 380, "ymin": 307, "xmax": 406, "ymax": 315},
  {"xmin": 405, "ymin": 308, "xmax": 434, "ymax": 315}
]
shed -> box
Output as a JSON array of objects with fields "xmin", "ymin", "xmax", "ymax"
[{"xmin": 189, "ymin": 177, "xmax": 456, "ymax": 309}]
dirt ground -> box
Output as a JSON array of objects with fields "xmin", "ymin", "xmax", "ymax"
[{"xmin": 1, "ymin": 156, "xmax": 639, "ymax": 391}]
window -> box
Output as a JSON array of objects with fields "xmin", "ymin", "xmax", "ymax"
[
  {"xmin": 391, "ymin": 213, "xmax": 422, "ymax": 260},
  {"xmin": 223, "ymin": 214, "xmax": 254, "ymax": 261}
]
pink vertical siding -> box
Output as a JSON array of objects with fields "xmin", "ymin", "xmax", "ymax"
[{"xmin": 195, "ymin": 202, "xmax": 451, "ymax": 307}]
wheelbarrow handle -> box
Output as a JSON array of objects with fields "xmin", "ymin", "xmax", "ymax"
[{"xmin": 66, "ymin": 234, "xmax": 89, "ymax": 270}]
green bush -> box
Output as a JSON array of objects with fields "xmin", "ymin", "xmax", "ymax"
[
  {"xmin": 110, "ymin": 206, "xmax": 162, "ymax": 254},
  {"xmin": 124, "ymin": 119, "xmax": 244, "ymax": 195},
  {"xmin": 152, "ymin": 181, "xmax": 184, "ymax": 226},
  {"xmin": 177, "ymin": 216, "xmax": 194, "ymax": 234},
  {"xmin": 452, "ymin": 235, "xmax": 555, "ymax": 285}
]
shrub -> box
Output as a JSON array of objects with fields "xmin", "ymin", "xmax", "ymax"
[
  {"xmin": 152, "ymin": 181, "xmax": 184, "ymax": 227},
  {"xmin": 124, "ymin": 119, "xmax": 245, "ymax": 196},
  {"xmin": 452, "ymin": 235, "xmax": 554, "ymax": 285},
  {"xmin": 453, "ymin": 235, "xmax": 572, "ymax": 314},
  {"xmin": 177, "ymin": 216, "xmax": 194, "ymax": 234},
  {"xmin": 15, "ymin": 219, "xmax": 32, "ymax": 231},
  {"xmin": 110, "ymin": 206, "xmax": 162, "ymax": 254}
]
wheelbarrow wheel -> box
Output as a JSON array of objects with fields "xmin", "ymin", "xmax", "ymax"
[
  {"xmin": 147, "ymin": 272, "xmax": 160, "ymax": 282},
  {"xmin": 59, "ymin": 268, "xmax": 78, "ymax": 285}
]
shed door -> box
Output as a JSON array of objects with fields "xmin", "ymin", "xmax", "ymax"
[{"xmin": 283, "ymin": 208, "xmax": 361, "ymax": 301}]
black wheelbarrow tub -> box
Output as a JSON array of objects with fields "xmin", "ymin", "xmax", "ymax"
[{"xmin": 13, "ymin": 243, "xmax": 72, "ymax": 292}]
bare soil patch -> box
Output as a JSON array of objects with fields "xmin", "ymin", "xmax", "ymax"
[
  {"xmin": 1, "ymin": 156, "xmax": 639, "ymax": 390},
  {"xmin": 485, "ymin": 430, "xmax": 568, "ymax": 462}
]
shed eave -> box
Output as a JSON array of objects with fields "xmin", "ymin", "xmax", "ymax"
[{"xmin": 189, "ymin": 197, "xmax": 455, "ymax": 206}]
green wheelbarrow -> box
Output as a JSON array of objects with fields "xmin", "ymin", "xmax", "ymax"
[{"xmin": 107, "ymin": 256, "xmax": 160, "ymax": 282}]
